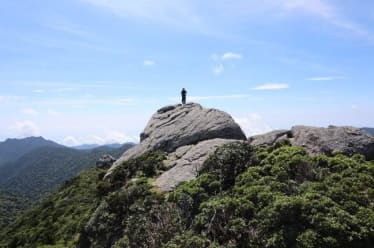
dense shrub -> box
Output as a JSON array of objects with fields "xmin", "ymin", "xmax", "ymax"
[
  {"xmin": 1, "ymin": 143, "xmax": 373, "ymax": 248},
  {"xmin": 168, "ymin": 143, "xmax": 374, "ymax": 248}
]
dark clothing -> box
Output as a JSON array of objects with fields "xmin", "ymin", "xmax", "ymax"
[{"xmin": 181, "ymin": 88, "xmax": 187, "ymax": 104}]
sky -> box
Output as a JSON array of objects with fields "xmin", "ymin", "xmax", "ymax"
[{"xmin": 1, "ymin": 0, "xmax": 374, "ymax": 146}]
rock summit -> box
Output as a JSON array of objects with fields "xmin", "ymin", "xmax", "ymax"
[{"xmin": 106, "ymin": 103, "xmax": 246, "ymax": 190}]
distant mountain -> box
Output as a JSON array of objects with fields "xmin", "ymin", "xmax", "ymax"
[
  {"xmin": 0, "ymin": 141, "xmax": 134, "ymax": 228},
  {"xmin": 72, "ymin": 143, "xmax": 131, "ymax": 150},
  {"xmin": 0, "ymin": 143, "xmax": 133, "ymax": 198},
  {"xmin": 0, "ymin": 137, "xmax": 62, "ymax": 167},
  {"xmin": 361, "ymin": 127, "xmax": 374, "ymax": 136}
]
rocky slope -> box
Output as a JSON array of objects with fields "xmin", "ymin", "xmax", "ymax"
[
  {"xmin": 249, "ymin": 125, "xmax": 374, "ymax": 159},
  {"xmin": 107, "ymin": 103, "xmax": 246, "ymax": 190}
]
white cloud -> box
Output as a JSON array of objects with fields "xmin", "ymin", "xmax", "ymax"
[
  {"xmin": 221, "ymin": 52, "xmax": 242, "ymax": 60},
  {"xmin": 306, "ymin": 76, "xmax": 344, "ymax": 81},
  {"xmin": 276, "ymin": 0, "xmax": 373, "ymax": 40},
  {"xmin": 80, "ymin": 0, "xmax": 373, "ymax": 41},
  {"xmin": 143, "ymin": 60, "xmax": 155, "ymax": 66},
  {"xmin": 32, "ymin": 87, "xmax": 77, "ymax": 94},
  {"xmin": 210, "ymin": 53, "xmax": 220, "ymax": 61},
  {"xmin": 32, "ymin": 89, "xmax": 45, "ymax": 93},
  {"xmin": 21, "ymin": 107, "xmax": 38, "ymax": 116},
  {"xmin": 212, "ymin": 64, "xmax": 224, "ymax": 75},
  {"xmin": 63, "ymin": 136, "xmax": 80, "ymax": 146},
  {"xmin": 0, "ymin": 95, "xmax": 19, "ymax": 103},
  {"xmin": 11, "ymin": 120, "xmax": 40, "ymax": 137},
  {"xmin": 54, "ymin": 87, "xmax": 78, "ymax": 92},
  {"xmin": 234, "ymin": 114, "xmax": 272, "ymax": 137},
  {"xmin": 117, "ymin": 98, "xmax": 136, "ymax": 106},
  {"xmin": 63, "ymin": 131, "xmax": 138, "ymax": 146},
  {"xmin": 80, "ymin": 0, "xmax": 201, "ymax": 28},
  {"xmin": 280, "ymin": 0, "xmax": 335, "ymax": 19},
  {"xmin": 47, "ymin": 109, "xmax": 61, "ymax": 117},
  {"xmin": 47, "ymin": 23, "xmax": 90, "ymax": 37},
  {"xmin": 210, "ymin": 52, "xmax": 242, "ymax": 75},
  {"xmin": 189, "ymin": 94, "xmax": 250, "ymax": 101},
  {"xmin": 169, "ymin": 94, "xmax": 250, "ymax": 102},
  {"xmin": 251, "ymin": 83, "xmax": 289, "ymax": 90}
]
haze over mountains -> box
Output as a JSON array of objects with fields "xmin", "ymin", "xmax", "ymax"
[
  {"xmin": 361, "ymin": 127, "xmax": 374, "ymax": 136},
  {"xmin": 0, "ymin": 137, "xmax": 62, "ymax": 167}
]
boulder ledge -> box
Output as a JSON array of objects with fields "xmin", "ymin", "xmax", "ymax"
[{"xmin": 249, "ymin": 125, "xmax": 374, "ymax": 159}]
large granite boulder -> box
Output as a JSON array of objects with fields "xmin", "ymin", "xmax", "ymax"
[
  {"xmin": 155, "ymin": 139, "xmax": 240, "ymax": 191},
  {"xmin": 249, "ymin": 125, "xmax": 374, "ymax": 159},
  {"xmin": 106, "ymin": 103, "xmax": 246, "ymax": 177}
]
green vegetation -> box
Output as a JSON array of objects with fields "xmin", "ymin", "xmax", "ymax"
[
  {"xmin": 0, "ymin": 137, "xmax": 61, "ymax": 167},
  {"xmin": 0, "ymin": 168, "xmax": 103, "ymax": 247},
  {"xmin": 167, "ymin": 143, "xmax": 374, "ymax": 247},
  {"xmin": 1, "ymin": 142, "xmax": 373, "ymax": 247},
  {"xmin": 0, "ymin": 191, "xmax": 31, "ymax": 228},
  {"xmin": 0, "ymin": 143, "xmax": 133, "ymax": 229}
]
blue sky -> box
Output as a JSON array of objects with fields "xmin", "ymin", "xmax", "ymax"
[{"xmin": 1, "ymin": 0, "xmax": 373, "ymax": 145}]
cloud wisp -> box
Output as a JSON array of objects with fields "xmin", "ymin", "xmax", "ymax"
[
  {"xmin": 276, "ymin": 0, "xmax": 374, "ymax": 42},
  {"xmin": 211, "ymin": 52, "xmax": 242, "ymax": 75},
  {"xmin": 221, "ymin": 52, "xmax": 242, "ymax": 60},
  {"xmin": 306, "ymin": 76, "xmax": 345, "ymax": 81},
  {"xmin": 251, "ymin": 83, "xmax": 289, "ymax": 90},
  {"xmin": 143, "ymin": 60, "xmax": 155, "ymax": 66},
  {"xmin": 169, "ymin": 94, "xmax": 250, "ymax": 102},
  {"xmin": 80, "ymin": 0, "xmax": 374, "ymax": 42},
  {"xmin": 10, "ymin": 120, "xmax": 40, "ymax": 138},
  {"xmin": 63, "ymin": 131, "xmax": 138, "ymax": 146},
  {"xmin": 234, "ymin": 113, "xmax": 272, "ymax": 137},
  {"xmin": 212, "ymin": 64, "xmax": 224, "ymax": 75},
  {"xmin": 21, "ymin": 107, "xmax": 38, "ymax": 116}
]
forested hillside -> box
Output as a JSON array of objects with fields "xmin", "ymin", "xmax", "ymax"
[
  {"xmin": 1, "ymin": 142, "xmax": 373, "ymax": 248},
  {"xmin": 0, "ymin": 137, "xmax": 61, "ymax": 167},
  {"xmin": 0, "ymin": 143, "xmax": 133, "ymax": 229}
]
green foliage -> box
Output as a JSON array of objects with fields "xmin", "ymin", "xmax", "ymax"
[
  {"xmin": 0, "ymin": 168, "xmax": 103, "ymax": 247},
  {"xmin": 109, "ymin": 150, "xmax": 166, "ymax": 190},
  {"xmin": 0, "ymin": 191, "xmax": 32, "ymax": 229},
  {"xmin": 1, "ymin": 143, "xmax": 374, "ymax": 248},
  {"xmin": 0, "ymin": 143, "xmax": 133, "ymax": 229},
  {"xmin": 168, "ymin": 143, "xmax": 374, "ymax": 248}
]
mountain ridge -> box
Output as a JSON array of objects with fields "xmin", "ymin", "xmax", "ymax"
[{"xmin": 0, "ymin": 136, "xmax": 62, "ymax": 167}]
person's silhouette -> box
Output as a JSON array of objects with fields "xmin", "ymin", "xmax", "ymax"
[{"xmin": 181, "ymin": 88, "xmax": 187, "ymax": 104}]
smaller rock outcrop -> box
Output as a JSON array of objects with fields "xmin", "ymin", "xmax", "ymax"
[
  {"xmin": 249, "ymin": 125, "xmax": 374, "ymax": 159},
  {"xmin": 96, "ymin": 155, "xmax": 116, "ymax": 169}
]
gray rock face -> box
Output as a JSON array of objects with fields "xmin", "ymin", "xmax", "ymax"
[
  {"xmin": 155, "ymin": 139, "xmax": 240, "ymax": 191},
  {"xmin": 249, "ymin": 130, "xmax": 290, "ymax": 146},
  {"xmin": 249, "ymin": 125, "xmax": 374, "ymax": 159},
  {"xmin": 96, "ymin": 154, "xmax": 116, "ymax": 169},
  {"xmin": 106, "ymin": 103, "xmax": 246, "ymax": 177}
]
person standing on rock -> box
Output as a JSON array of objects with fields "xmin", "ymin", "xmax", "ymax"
[{"xmin": 181, "ymin": 88, "xmax": 187, "ymax": 104}]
